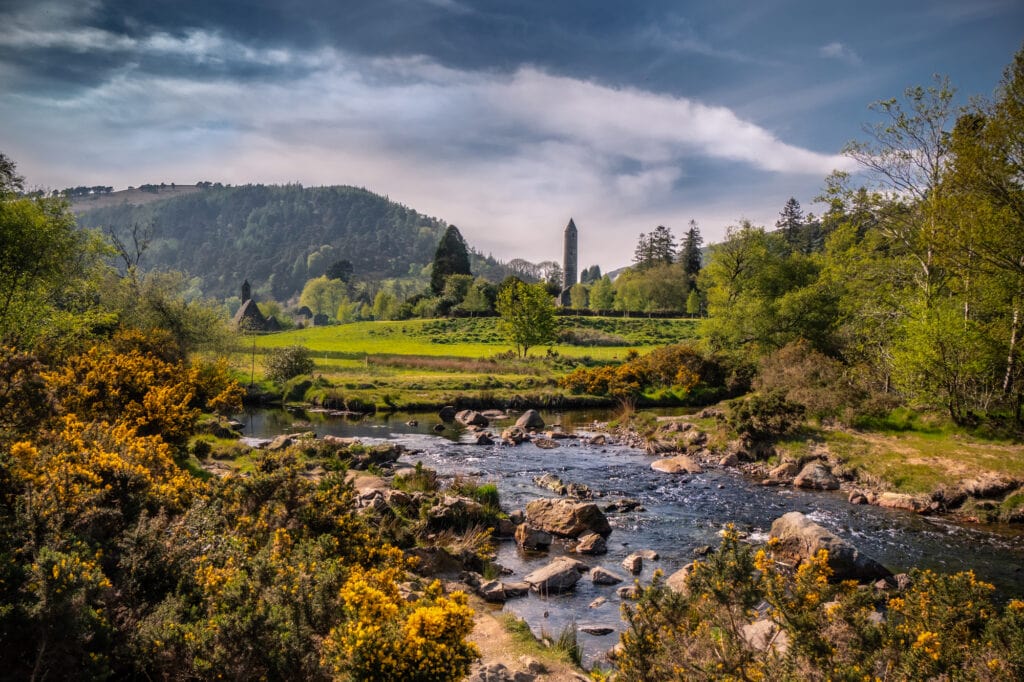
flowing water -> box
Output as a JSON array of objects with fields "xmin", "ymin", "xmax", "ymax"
[{"xmin": 242, "ymin": 408, "xmax": 1024, "ymax": 664}]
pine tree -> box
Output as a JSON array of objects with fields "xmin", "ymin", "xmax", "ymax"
[
  {"xmin": 776, "ymin": 197, "xmax": 805, "ymax": 251},
  {"xmin": 649, "ymin": 225, "xmax": 677, "ymax": 265},
  {"xmin": 680, "ymin": 220, "xmax": 704, "ymax": 283},
  {"xmin": 430, "ymin": 225, "xmax": 472, "ymax": 295}
]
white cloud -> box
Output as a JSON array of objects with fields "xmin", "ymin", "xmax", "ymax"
[
  {"xmin": 7, "ymin": 45, "xmax": 851, "ymax": 268},
  {"xmin": 820, "ymin": 41, "xmax": 862, "ymax": 66}
]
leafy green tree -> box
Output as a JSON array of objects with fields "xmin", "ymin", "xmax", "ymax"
[
  {"xmin": 569, "ymin": 282, "xmax": 589, "ymax": 309},
  {"xmin": 299, "ymin": 276, "xmax": 348, "ymax": 317},
  {"xmin": 614, "ymin": 264, "xmax": 689, "ymax": 312},
  {"xmin": 430, "ymin": 225, "xmax": 472, "ymax": 295},
  {"xmin": 686, "ymin": 288, "xmax": 702, "ymax": 316},
  {"xmin": 326, "ymin": 259, "xmax": 354, "ymax": 282},
  {"xmin": 589, "ymin": 276, "xmax": 615, "ymax": 311},
  {"xmin": 455, "ymin": 280, "xmax": 493, "ymax": 317},
  {"xmin": 495, "ymin": 280, "xmax": 557, "ymax": 358},
  {"xmin": 264, "ymin": 345, "xmax": 315, "ymax": 382},
  {"xmin": 844, "ymin": 76, "xmax": 958, "ymax": 305},
  {"xmin": 0, "ymin": 159, "xmax": 110, "ymax": 348},
  {"xmin": 372, "ymin": 290, "xmax": 400, "ymax": 320}
]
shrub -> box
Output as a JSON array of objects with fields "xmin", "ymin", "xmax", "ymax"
[
  {"xmin": 264, "ymin": 345, "xmax": 315, "ymax": 383},
  {"xmin": 727, "ymin": 389, "xmax": 805, "ymax": 442},
  {"xmin": 756, "ymin": 340, "xmax": 863, "ymax": 421},
  {"xmin": 616, "ymin": 527, "xmax": 1024, "ymax": 681}
]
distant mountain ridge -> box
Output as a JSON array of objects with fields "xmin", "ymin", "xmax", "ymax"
[{"xmin": 74, "ymin": 184, "xmax": 450, "ymax": 301}]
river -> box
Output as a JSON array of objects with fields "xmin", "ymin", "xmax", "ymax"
[{"xmin": 242, "ymin": 408, "xmax": 1024, "ymax": 665}]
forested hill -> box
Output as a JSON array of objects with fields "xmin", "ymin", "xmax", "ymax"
[{"xmin": 74, "ymin": 184, "xmax": 449, "ymax": 301}]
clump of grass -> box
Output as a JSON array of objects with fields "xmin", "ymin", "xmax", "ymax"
[{"xmin": 394, "ymin": 461, "xmax": 440, "ymax": 493}]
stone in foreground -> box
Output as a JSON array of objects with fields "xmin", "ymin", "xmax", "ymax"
[{"xmin": 769, "ymin": 511, "xmax": 891, "ymax": 581}]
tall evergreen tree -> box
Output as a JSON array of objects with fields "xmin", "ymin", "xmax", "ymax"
[
  {"xmin": 776, "ymin": 197, "xmax": 805, "ymax": 251},
  {"xmin": 633, "ymin": 232, "xmax": 651, "ymax": 269},
  {"xmin": 649, "ymin": 225, "xmax": 677, "ymax": 266},
  {"xmin": 680, "ymin": 220, "xmax": 704, "ymax": 284},
  {"xmin": 430, "ymin": 225, "xmax": 472, "ymax": 295}
]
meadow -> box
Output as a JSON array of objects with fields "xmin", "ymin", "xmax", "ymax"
[{"xmin": 233, "ymin": 316, "xmax": 700, "ymax": 410}]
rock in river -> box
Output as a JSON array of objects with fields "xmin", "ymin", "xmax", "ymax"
[
  {"xmin": 769, "ymin": 511, "xmax": 891, "ymax": 582},
  {"xmin": 515, "ymin": 409, "xmax": 545, "ymax": 430},
  {"xmin": 793, "ymin": 461, "xmax": 840, "ymax": 490},
  {"xmin": 525, "ymin": 498, "xmax": 612, "ymax": 538},
  {"xmin": 651, "ymin": 455, "xmax": 702, "ymax": 474},
  {"xmin": 524, "ymin": 557, "xmax": 583, "ymax": 594}
]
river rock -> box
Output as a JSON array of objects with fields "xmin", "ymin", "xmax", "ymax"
[
  {"xmin": 525, "ymin": 499, "xmax": 612, "ymax": 538},
  {"xmin": 635, "ymin": 549, "xmax": 660, "ymax": 561},
  {"xmin": 961, "ymin": 473, "xmax": 1019, "ymax": 499},
  {"xmin": 433, "ymin": 423, "xmax": 446, "ymax": 432},
  {"xmin": 456, "ymin": 410, "xmax": 489, "ymax": 427},
  {"xmin": 533, "ymin": 438, "xmax": 560, "ymax": 449},
  {"xmin": 267, "ymin": 434, "xmax": 294, "ymax": 451},
  {"xmin": 719, "ymin": 452, "xmax": 739, "ymax": 467},
  {"xmin": 793, "ymin": 461, "xmax": 840, "ymax": 490},
  {"xmin": 514, "ymin": 524, "xmax": 552, "ymax": 551},
  {"xmin": 428, "ymin": 495, "xmax": 485, "ymax": 528},
  {"xmin": 769, "ymin": 511, "xmax": 891, "ymax": 581},
  {"xmin": 473, "ymin": 432, "xmax": 494, "ymax": 445},
  {"xmin": 876, "ymin": 492, "xmax": 929, "ymax": 513},
  {"xmin": 580, "ymin": 625, "xmax": 615, "ymax": 636},
  {"xmin": 523, "ymin": 558, "xmax": 583, "ymax": 594},
  {"xmin": 503, "ymin": 581, "xmax": 531, "ymax": 598},
  {"xmin": 848, "ymin": 490, "xmax": 869, "ymax": 505},
  {"xmin": 762, "ymin": 461, "xmax": 799, "ymax": 485},
  {"xmin": 665, "ymin": 563, "xmax": 693, "ymax": 593},
  {"xmin": 590, "ymin": 597, "xmax": 607, "ymax": 608},
  {"xmin": 616, "ymin": 585, "xmax": 641, "ymax": 600},
  {"xmin": 478, "ymin": 580, "xmax": 507, "ymax": 603},
  {"xmin": 495, "ymin": 518, "xmax": 518, "ymax": 537},
  {"xmin": 588, "ymin": 434, "xmax": 606, "ymax": 445},
  {"xmin": 575, "ymin": 532, "xmax": 607, "ymax": 555},
  {"xmin": 515, "ymin": 409, "xmax": 545, "ymax": 430},
  {"xmin": 501, "ymin": 426, "xmax": 529, "ymax": 444},
  {"xmin": 622, "ymin": 553, "xmax": 643, "ymax": 574},
  {"xmin": 438, "ymin": 406, "xmax": 457, "ymax": 422},
  {"xmin": 591, "ymin": 566, "xmax": 625, "ymax": 585},
  {"xmin": 651, "ymin": 455, "xmax": 702, "ymax": 474},
  {"xmin": 742, "ymin": 619, "xmax": 790, "ymax": 654},
  {"xmin": 604, "ymin": 498, "xmax": 644, "ymax": 513}
]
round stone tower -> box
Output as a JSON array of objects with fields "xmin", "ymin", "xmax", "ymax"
[{"xmin": 561, "ymin": 218, "xmax": 578, "ymax": 306}]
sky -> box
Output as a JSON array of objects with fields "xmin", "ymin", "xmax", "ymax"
[{"xmin": 2, "ymin": 1, "xmax": 1022, "ymax": 271}]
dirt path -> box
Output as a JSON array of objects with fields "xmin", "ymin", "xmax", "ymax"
[{"xmin": 463, "ymin": 595, "xmax": 590, "ymax": 682}]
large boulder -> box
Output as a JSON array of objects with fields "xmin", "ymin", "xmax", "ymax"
[
  {"xmin": 525, "ymin": 499, "xmax": 612, "ymax": 538},
  {"xmin": 961, "ymin": 473, "xmax": 1019, "ymax": 499},
  {"xmin": 456, "ymin": 410, "xmax": 489, "ymax": 427},
  {"xmin": 651, "ymin": 455, "xmax": 702, "ymax": 474},
  {"xmin": 793, "ymin": 462, "xmax": 840, "ymax": 490},
  {"xmin": 622, "ymin": 553, "xmax": 643, "ymax": 574},
  {"xmin": 523, "ymin": 557, "xmax": 583, "ymax": 594},
  {"xmin": 575, "ymin": 532, "xmax": 607, "ymax": 555},
  {"xmin": 438, "ymin": 405, "xmax": 457, "ymax": 422},
  {"xmin": 501, "ymin": 426, "xmax": 529, "ymax": 444},
  {"xmin": 514, "ymin": 524, "xmax": 552, "ymax": 551},
  {"xmin": 515, "ymin": 409, "xmax": 545, "ymax": 430},
  {"xmin": 591, "ymin": 566, "xmax": 625, "ymax": 585},
  {"xmin": 876, "ymin": 492, "xmax": 929, "ymax": 513},
  {"xmin": 665, "ymin": 563, "xmax": 693, "ymax": 593},
  {"xmin": 427, "ymin": 495, "xmax": 486, "ymax": 529},
  {"xmin": 769, "ymin": 512, "xmax": 891, "ymax": 582}
]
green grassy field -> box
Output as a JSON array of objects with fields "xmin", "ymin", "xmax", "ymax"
[
  {"xmin": 251, "ymin": 316, "xmax": 699, "ymax": 360},
  {"xmin": 231, "ymin": 316, "xmax": 699, "ymax": 409}
]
